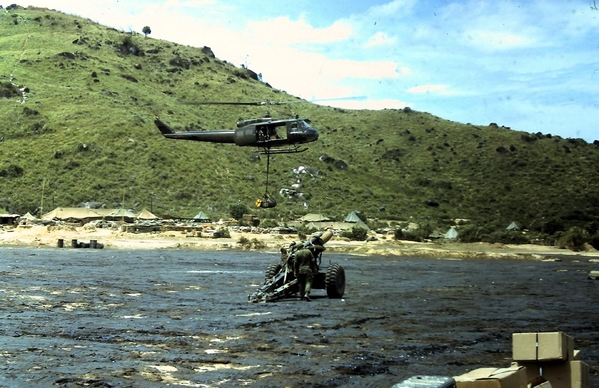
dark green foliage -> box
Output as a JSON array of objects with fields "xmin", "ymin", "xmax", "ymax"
[
  {"xmin": 393, "ymin": 228, "xmax": 404, "ymax": 240},
  {"xmin": 237, "ymin": 236, "xmax": 265, "ymax": 250},
  {"xmin": 0, "ymin": 165, "xmax": 24, "ymax": 178},
  {"xmin": 295, "ymin": 225, "xmax": 317, "ymax": 241},
  {"xmin": 340, "ymin": 227, "xmax": 368, "ymax": 241},
  {"xmin": 216, "ymin": 227, "xmax": 230, "ymax": 238},
  {"xmin": 557, "ymin": 227, "xmax": 587, "ymax": 251},
  {"xmin": 481, "ymin": 230, "xmax": 530, "ymax": 245},
  {"xmin": 237, "ymin": 236, "xmax": 249, "ymax": 247},
  {"xmin": 457, "ymin": 224, "xmax": 488, "ymax": 243},
  {"xmin": 230, "ymin": 203, "xmax": 249, "ymax": 220},
  {"xmin": 0, "ymin": 81, "xmax": 19, "ymax": 98},
  {"xmin": 588, "ymin": 233, "xmax": 599, "ymax": 250},
  {"xmin": 260, "ymin": 218, "xmax": 279, "ymax": 228}
]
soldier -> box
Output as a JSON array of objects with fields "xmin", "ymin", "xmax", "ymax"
[
  {"xmin": 279, "ymin": 246, "xmax": 288, "ymax": 265},
  {"xmin": 293, "ymin": 246, "xmax": 317, "ymax": 301}
]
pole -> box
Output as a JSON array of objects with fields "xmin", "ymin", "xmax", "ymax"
[{"xmin": 40, "ymin": 178, "xmax": 46, "ymax": 217}]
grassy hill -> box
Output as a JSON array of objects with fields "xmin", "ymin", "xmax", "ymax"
[{"xmin": 2, "ymin": 5, "xmax": 599, "ymax": 241}]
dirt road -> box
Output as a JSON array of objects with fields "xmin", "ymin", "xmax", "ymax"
[{"xmin": 0, "ymin": 248, "xmax": 597, "ymax": 387}]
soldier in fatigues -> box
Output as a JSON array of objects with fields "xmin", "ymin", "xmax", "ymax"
[{"xmin": 293, "ymin": 247, "xmax": 316, "ymax": 301}]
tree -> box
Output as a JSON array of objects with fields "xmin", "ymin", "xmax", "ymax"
[
  {"xmin": 230, "ymin": 203, "xmax": 249, "ymax": 220},
  {"xmin": 142, "ymin": 26, "xmax": 151, "ymax": 37}
]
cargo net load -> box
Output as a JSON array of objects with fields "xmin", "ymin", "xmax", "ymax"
[{"xmin": 248, "ymin": 229, "xmax": 346, "ymax": 303}]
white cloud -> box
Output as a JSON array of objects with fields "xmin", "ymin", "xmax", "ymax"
[
  {"xmin": 162, "ymin": 0, "xmax": 217, "ymax": 7},
  {"xmin": 365, "ymin": 0, "xmax": 417, "ymax": 19},
  {"xmin": 365, "ymin": 31, "xmax": 396, "ymax": 47},
  {"xmin": 247, "ymin": 17, "xmax": 352, "ymax": 45},
  {"xmin": 463, "ymin": 29, "xmax": 535, "ymax": 51},
  {"xmin": 316, "ymin": 98, "xmax": 407, "ymax": 111},
  {"xmin": 408, "ymin": 84, "xmax": 454, "ymax": 96}
]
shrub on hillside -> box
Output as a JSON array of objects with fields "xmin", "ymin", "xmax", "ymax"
[
  {"xmin": 216, "ymin": 227, "xmax": 230, "ymax": 238},
  {"xmin": 588, "ymin": 233, "xmax": 599, "ymax": 250},
  {"xmin": 393, "ymin": 228, "xmax": 404, "ymax": 240},
  {"xmin": 457, "ymin": 224, "xmax": 484, "ymax": 243},
  {"xmin": 230, "ymin": 203, "xmax": 249, "ymax": 220},
  {"xmin": 260, "ymin": 218, "xmax": 279, "ymax": 228},
  {"xmin": 482, "ymin": 230, "xmax": 529, "ymax": 245},
  {"xmin": 296, "ymin": 225, "xmax": 317, "ymax": 241},
  {"xmin": 557, "ymin": 227, "xmax": 587, "ymax": 251},
  {"xmin": 237, "ymin": 237, "xmax": 265, "ymax": 250},
  {"xmin": 340, "ymin": 227, "xmax": 368, "ymax": 241}
]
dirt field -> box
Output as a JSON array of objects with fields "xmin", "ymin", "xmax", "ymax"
[{"xmin": 0, "ymin": 247, "xmax": 597, "ymax": 387}]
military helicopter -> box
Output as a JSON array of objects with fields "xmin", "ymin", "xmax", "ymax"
[{"xmin": 154, "ymin": 100, "xmax": 319, "ymax": 208}]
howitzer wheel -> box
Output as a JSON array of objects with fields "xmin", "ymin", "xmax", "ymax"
[
  {"xmin": 265, "ymin": 262, "xmax": 282, "ymax": 282},
  {"xmin": 325, "ymin": 263, "xmax": 345, "ymax": 298}
]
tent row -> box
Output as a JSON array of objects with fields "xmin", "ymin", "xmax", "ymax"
[
  {"xmin": 35, "ymin": 207, "xmax": 159, "ymax": 222},
  {"xmin": 39, "ymin": 207, "xmax": 159, "ymax": 223},
  {"xmin": 35, "ymin": 208, "xmax": 213, "ymax": 223},
  {"xmin": 296, "ymin": 211, "xmax": 370, "ymax": 231}
]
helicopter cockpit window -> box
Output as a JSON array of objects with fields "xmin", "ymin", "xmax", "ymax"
[{"xmin": 290, "ymin": 120, "xmax": 310, "ymax": 134}]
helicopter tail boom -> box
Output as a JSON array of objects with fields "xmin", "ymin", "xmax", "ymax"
[
  {"xmin": 154, "ymin": 118, "xmax": 235, "ymax": 143},
  {"xmin": 155, "ymin": 118, "xmax": 177, "ymax": 135}
]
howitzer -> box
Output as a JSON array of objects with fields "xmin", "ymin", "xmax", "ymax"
[{"xmin": 248, "ymin": 229, "xmax": 346, "ymax": 303}]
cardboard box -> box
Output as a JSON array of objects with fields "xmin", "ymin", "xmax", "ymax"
[
  {"xmin": 513, "ymin": 332, "xmax": 574, "ymax": 362},
  {"xmin": 455, "ymin": 366, "xmax": 527, "ymax": 388},
  {"xmin": 541, "ymin": 360, "xmax": 589, "ymax": 388},
  {"xmin": 516, "ymin": 361, "xmax": 589, "ymax": 388},
  {"xmin": 513, "ymin": 333, "xmax": 539, "ymax": 361},
  {"xmin": 529, "ymin": 376, "xmax": 553, "ymax": 388},
  {"xmin": 516, "ymin": 361, "xmax": 542, "ymax": 382},
  {"xmin": 538, "ymin": 333, "xmax": 574, "ymax": 361}
]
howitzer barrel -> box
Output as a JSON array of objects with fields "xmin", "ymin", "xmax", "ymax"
[
  {"xmin": 320, "ymin": 230, "xmax": 333, "ymax": 244},
  {"xmin": 306, "ymin": 229, "xmax": 333, "ymax": 248}
]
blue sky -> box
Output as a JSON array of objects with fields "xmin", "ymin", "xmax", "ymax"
[{"xmin": 14, "ymin": 0, "xmax": 599, "ymax": 141}]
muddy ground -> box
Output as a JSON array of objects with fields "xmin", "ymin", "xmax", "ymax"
[{"xmin": 0, "ymin": 248, "xmax": 597, "ymax": 388}]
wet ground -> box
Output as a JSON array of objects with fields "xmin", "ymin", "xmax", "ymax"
[{"xmin": 0, "ymin": 248, "xmax": 597, "ymax": 387}]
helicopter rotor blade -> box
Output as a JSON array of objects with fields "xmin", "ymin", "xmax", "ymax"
[
  {"xmin": 178, "ymin": 100, "xmax": 304, "ymax": 106},
  {"xmin": 179, "ymin": 101, "xmax": 265, "ymax": 106}
]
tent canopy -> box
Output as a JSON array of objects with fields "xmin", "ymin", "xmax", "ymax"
[
  {"xmin": 137, "ymin": 209, "xmax": 159, "ymax": 220},
  {"xmin": 444, "ymin": 227, "xmax": 458, "ymax": 239},
  {"xmin": 21, "ymin": 212, "xmax": 37, "ymax": 220},
  {"xmin": 192, "ymin": 211, "xmax": 210, "ymax": 221},
  {"xmin": 506, "ymin": 221, "xmax": 520, "ymax": 231},
  {"xmin": 299, "ymin": 213, "xmax": 330, "ymax": 222},
  {"xmin": 42, "ymin": 207, "xmax": 103, "ymax": 221},
  {"xmin": 106, "ymin": 208, "xmax": 136, "ymax": 218},
  {"xmin": 344, "ymin": 211, "xmax": 362, "ymax": 223}
]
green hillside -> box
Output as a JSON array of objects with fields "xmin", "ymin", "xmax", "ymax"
[{"xmin": 2, "ymin": 5, "xmax": 599, "ymax": 239}]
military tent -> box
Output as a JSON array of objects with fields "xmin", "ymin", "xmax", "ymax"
[
  {"xmin": 344, "ymin": 211, "xmax": 362, "ymax": 223},
  {"xmin": 506, "ymin": 221, "xmax": 520, "ymax": 231},
  {"xmin": 21, "ymin": 212, "xmax": 37, "ymax": 221},
  {"xmin": 303, "ymin": 220, "xmax": 370, "ymax": 231},
  {"xmin": 444, "ymin": 227, "xmax": 458, "ymax": 240},
  {"xmin": 92, "ymin": 208, "xmax": 115, "ymax": 217},
  {"xmin": 137, "ymin": 209, "xmax": 159, "ymax": 220},
  {"xmin": 299, "ymin": 213, "xmax": 331, "ymax": 222},
  {"xmin": 192, "ymin": 211, "xmax": 210, "ymax": 222},
  {"xmin": 42, "ymin": 207, "xmax": 103, "ymax": 223},
  {"xmin": 105, "ymin": 208, "xmax": 137, "ymax": 222}
]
